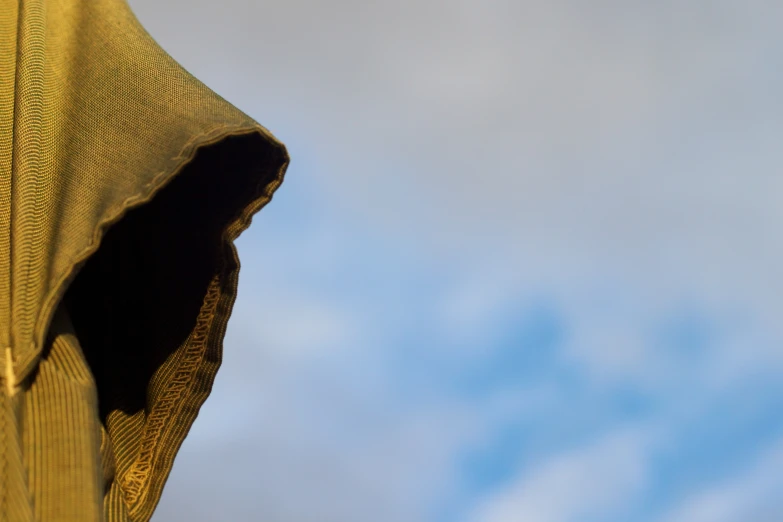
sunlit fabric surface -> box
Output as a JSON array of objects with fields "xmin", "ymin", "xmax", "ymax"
[{"xmin": 0, "ymin": 0, "xmax": 289, "ymax": 520}]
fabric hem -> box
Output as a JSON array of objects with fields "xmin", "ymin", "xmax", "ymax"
[
  {"xmin": 115, "ymin": 127, "xmax": 287, "ymax": 521},
  {"xmin": 121, "ymin": 273, "xmax": 222, "ymax": 518},
  {"xmin": 15, "ymin": 123, "xmax": 287, "ymax": 384}
]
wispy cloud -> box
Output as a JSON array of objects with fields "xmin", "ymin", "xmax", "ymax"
[
  {"xmin": 659, "ymin": 435, "xmax": 783, "ymax": 522},
  {"xmin": 467, "ymin": 426, "xmax": 655, "ymax": 522}
]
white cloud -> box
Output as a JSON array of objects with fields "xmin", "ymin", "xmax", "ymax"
[
  {"xmin": 563, "ymin": 318, "xmax": 652, "ymax": 385},
  {"xmin": 154, "ymin": 385, "xmax": 485, "ymax": 522},
  {"xmin": 467, "ymin": 426, "xmax": 655, "ymax": 522},
  {"xmin": 658, "ymin": 435, "xmax": 783, "ymax": 522},
  {"xmin": 231, "ymin": 294, "xmax": 355, "ymax": 362}
]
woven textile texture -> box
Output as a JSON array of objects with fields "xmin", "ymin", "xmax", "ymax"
[{"xmin": 0, "ymin": 0, "xmax": 289, "ymax": 520}]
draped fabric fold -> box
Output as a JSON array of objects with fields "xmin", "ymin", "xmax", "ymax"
[{"xmin": 0, "ymin": 0, "xmax": 289, "ymax": 520}]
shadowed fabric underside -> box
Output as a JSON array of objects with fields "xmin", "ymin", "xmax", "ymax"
[{"xmin": 0, "ymin": 0, "xmax": 289, "ymax": 520}]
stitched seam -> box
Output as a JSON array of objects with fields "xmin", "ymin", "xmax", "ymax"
[{"xmin": 120, "ymin": 273, "xmax": 222, "ymax": 511}]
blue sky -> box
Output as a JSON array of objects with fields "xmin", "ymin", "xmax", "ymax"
[{"xmin": 126, "ymin": 1, "xmax": 783, "ymax": 521}]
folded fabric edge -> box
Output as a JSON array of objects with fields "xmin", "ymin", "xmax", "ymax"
[
  {"xmin": 14, "ymin": 123, "xmax": 289, "ymax": 387},
  {"xmin": 117, "ymin": 126, "xmax": 290, "ymax": 521}
]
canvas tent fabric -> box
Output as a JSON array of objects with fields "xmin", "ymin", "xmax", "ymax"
[{"xmin": 0, "ymin": 0, "xmax": 289, "ymax": 520}]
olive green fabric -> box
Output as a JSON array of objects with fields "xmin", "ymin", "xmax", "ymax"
[{"xmin": 0, "ymin": 0, "xmax": 289, "ymax": 520}]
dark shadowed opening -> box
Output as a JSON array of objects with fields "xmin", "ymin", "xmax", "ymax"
[{"xmin": 61, "ymin": 132, "xmax": 282, "ymax": 423}]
